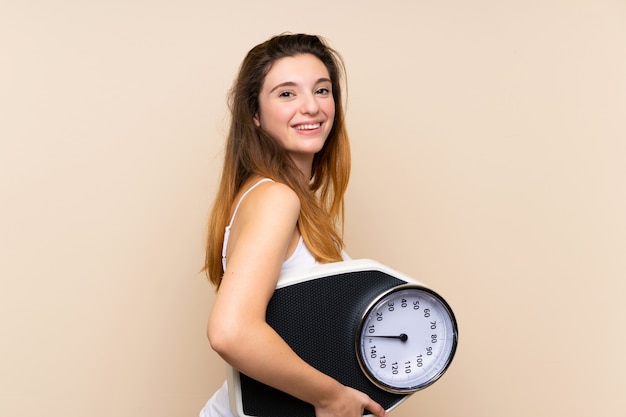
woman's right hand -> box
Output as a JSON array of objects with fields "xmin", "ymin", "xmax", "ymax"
[{"xmin": 314, "ymin": 383, "xmax": 388, "ymax": 417}]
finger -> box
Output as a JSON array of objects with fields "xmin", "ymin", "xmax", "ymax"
[{"xmin": 364, "ymin": 398, "xmax": 387, "ymax": 417}]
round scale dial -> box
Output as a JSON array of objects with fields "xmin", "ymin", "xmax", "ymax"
[{"xmin": 356, "ymin": 284, "xmax": 458, "ymax": 393}]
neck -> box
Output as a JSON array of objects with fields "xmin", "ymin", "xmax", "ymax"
[{"xmin": 290, "ymin": 154, "xmax": 314, "ymax": 180}]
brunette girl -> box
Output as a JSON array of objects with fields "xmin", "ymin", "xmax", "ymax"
[{"xmin": 200, "ymin": 34, "xmax": 387, "ymax": 417}]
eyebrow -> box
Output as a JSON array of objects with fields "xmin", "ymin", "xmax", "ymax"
[{"xmin": 268, "ymin": 78, "xmax": 332, "ymax": 94}]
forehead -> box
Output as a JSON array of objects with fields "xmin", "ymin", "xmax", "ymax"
[{"xmin": 262, "ymin": 54, "xmax": 330, "ymax": 89}]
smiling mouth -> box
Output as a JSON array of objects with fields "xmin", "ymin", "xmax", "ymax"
[{"xmin": 293, "ymin": 122, "xmax": 321, "ymax": 131}]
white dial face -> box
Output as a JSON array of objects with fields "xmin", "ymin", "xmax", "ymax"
[{"xmin": 356, "ymin": 285, "xmax": 458, "ymax": 393}]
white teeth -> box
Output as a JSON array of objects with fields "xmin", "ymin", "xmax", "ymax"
[{"xmin": 294, "ymin": 123, "xmax": 321, "ymax": 130}]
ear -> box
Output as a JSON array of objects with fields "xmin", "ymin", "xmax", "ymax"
[{"xmin": 253, "ymin": 113, "xmax": 261, "ymax": 127}]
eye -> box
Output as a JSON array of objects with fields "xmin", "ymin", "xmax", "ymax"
[
  {"xmin": 316, "ymin": 87, "xmax": 331, "ymax": 95},
  {"xmin": 278, "ymin": 91, "xmax": 294, "ymax": 98}
]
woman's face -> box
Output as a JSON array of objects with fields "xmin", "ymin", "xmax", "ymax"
[{"xmin": 255, "ymin": 53, "xmax": 335, "ymax": 170}]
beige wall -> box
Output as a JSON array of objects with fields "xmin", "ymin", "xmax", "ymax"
[{"xmin": 1, "ymin": 1, "xmax": 624, "ymax": 416}]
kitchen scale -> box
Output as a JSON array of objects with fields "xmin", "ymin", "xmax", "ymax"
[{"xmin": 228, "ymin": 259, "xmax": 458, "ymax": 416}]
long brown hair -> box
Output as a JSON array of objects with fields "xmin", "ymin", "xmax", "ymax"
[{"xmin": 205, "ymin": 34, "xmax": 350, "ymax": 287}]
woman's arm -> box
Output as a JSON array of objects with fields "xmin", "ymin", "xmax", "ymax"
[{"xmin": 207, "ymin": 181, "xmax": 386, "ymax": 417}]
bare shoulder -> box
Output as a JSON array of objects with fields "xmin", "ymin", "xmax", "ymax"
[
  {"xmin": 225, "ymin": 180, "xmax": 301, "ymax": 270},
  {"xmin": 253, "ymin": 180, "xmax": 299, "ymax": 204},
  {"xmin": 236, "ymin": 180, "xmax": 300, "ymax": 226}
]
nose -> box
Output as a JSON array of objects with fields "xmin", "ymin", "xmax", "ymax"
[{"xmin": 300, "ymin": 92, "xmax": 320, "ymax": 115}]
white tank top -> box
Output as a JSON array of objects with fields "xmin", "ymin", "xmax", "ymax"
[{"xmin": 221, "ymin": 178, "xmax": 318, "ymax": 278}]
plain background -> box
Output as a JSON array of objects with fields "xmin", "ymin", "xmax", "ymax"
[{"xmin": 2, "ymin": 1, "xmax": 625, "ymax": 416}]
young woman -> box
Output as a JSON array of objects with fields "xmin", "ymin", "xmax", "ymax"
[{"xmin": 200, "ymin": 34, "xmax": 388, "ymax": 417}]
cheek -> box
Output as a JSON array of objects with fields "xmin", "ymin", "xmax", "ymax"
[
  {"xmin": 260, "ymin": 103, "xmax": 291, "ymax": 128},
  {"xmin": 257, "ymin": 107, "xmax": 294, "ymax": 145},
  {"xmin": 325, "ymin": 101, "xmax": 336, "ymax": 124}
]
